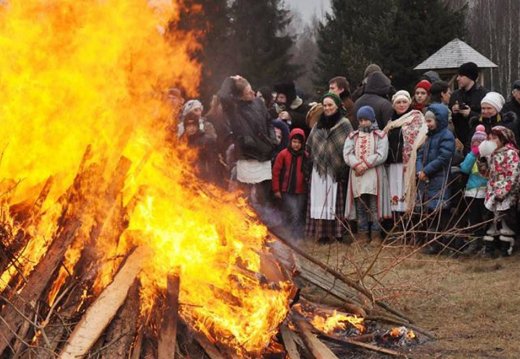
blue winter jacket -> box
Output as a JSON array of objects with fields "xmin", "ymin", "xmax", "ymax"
[
  {"xmin": 459, "ymin": 152, "xmax": 487, "ymax": 190},
  {"xmin": 416, "ymin": 104, "xmax": 455, "ymax": 210}
]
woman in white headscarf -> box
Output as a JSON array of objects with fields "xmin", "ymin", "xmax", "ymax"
[{"xmin": 384, "ymin": 90, "xmax": 427, "ymax": 214}]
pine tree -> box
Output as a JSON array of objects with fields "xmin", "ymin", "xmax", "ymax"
[
  {"xmin": 379, "ymin": 0, "xmax": 466, "ymax": 89},
  {"xmin": 228, "ymin": 0, "xmax": 301, "ymax": 87},
  {"xmin": 314, "ymin": 0, "xmax": 395, "ymax": 90},
  {"xmin": 315, "ymin": 0, "xmax": 466, "ymax": 91}
]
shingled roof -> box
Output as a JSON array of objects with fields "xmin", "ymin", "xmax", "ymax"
[{"xmin": 415, "ymin": 38, "xmax": 497, "ymax": 70}]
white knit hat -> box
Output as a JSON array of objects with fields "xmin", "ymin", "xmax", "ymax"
[
  {"xmin": 392, "ymin": 90, "xmax": 412, "ymax": 104},
  {"xmin": 182, "ymin": 99, "xmax": 203, "ymax": 119},
  {"xmin": 481, "ymin": 92, "xmax": 505, "ymax": 112}
]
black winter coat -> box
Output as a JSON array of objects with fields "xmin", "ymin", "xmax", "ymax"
[
  {"xmin": 469, "ymin": 111, "xmax": 520, "ymax": 147},
  {"xmin": 448, "ymin": 84, "xmax": 488, "ymax": 150},
  {"xmin": 218, "ymin": 78, "xmax": 277, "ymax": 162},
  {"xmin": 353, "ymin": 72, "xmax": 393, "ymax": 130},
  {"xmin": 502, "ymin": 98, "xmax": 520, "ymax": 122}
]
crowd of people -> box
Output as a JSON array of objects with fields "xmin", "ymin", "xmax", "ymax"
[{"xmin": 170, "ymin": 62, "xmax": 520, "ymax": 259}]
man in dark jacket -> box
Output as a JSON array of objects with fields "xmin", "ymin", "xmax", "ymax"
[
  {"xmin": 353, "ymin": 71, "xmax": 394, "ymax": 130},
  {"xmin": 273, "ymin": 81, "xmax": 310, "ymax": 135},
  {"xmin": 351, "ymin": 63, "xmax": 382, "ymax": 102},
  {"xmin": 449, "ymin": 62, "xmax": 488, "ymax": 152},
  {"xmin": 328, "ymin": 76, "xmax": 356, "ymax": 127},
  {"xmin": 502, "ymin": 80, "xmax": 520, "ymax": 120}
]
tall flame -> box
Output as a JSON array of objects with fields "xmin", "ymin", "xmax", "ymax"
[{"xmin": 0, "ymin": 0, "xmax": 292, "ymax": 355}]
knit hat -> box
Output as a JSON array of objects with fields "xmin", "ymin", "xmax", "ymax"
[
  {"xmin": 415, "ymin": 80, "xmax": 432, "ymax": 93},
  {"xmin": 481, "ymin": 92, "xmax": 505, "ymax": 112},
  {"xmin": 471, "ymin": 124, "xmax": 487, "ymax": 144},
  {"xmin": 421, "ymin": 70, "xmax": 441, "ymax": 83},
  {"xmin": 392, "ymin": 90, "xmax": 412, "ymax": 104},
  {"xmin": 512, "ymin": 80, "xmax": 520, "ymax": 91},
  {"xmin": 357, "ymin": 105, "xmax": 376, "ymax": 123},
  {"xmin": 458, "ymin": 62, "xmax": 479, "ymax": 82},
  {"xmin": 321, "ymin": 92, "xmax": 342, "ymax": 108},
  {"xmin": 491, "ymin": 125, "xmax": 518, "ymax": 148},
  {"xmin": 364, "ymin": 64, "xmax": 382, "ymax": 79},
  {"xmin": 182, "ymin": 99, "xmax": 203, "ymax": 119}
]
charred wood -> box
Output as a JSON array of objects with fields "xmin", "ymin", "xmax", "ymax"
[{"xmin": 157, "ymin": 274, "xmax": 180, "ymax": 359}]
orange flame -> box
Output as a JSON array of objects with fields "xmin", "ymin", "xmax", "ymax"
[
  {"xmin": 311, "ymin": 311, "xmax": 365, "ymax": 335},
  {"xmin": 0, "ymin": 0, "xmax": 292, "ymax": 355}
]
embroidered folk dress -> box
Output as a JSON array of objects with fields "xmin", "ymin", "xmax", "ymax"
[{"xmin": 343, "ymin": 129, "xmax": 391, "ymax": 221}]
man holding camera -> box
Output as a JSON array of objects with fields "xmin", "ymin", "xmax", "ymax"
[{"xmin": 449, "ymin": 62, "xmax": 489, "ymax": 152}]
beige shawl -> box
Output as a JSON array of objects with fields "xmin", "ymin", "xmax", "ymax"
[{"xmin": 383, "ymin": 110, "xmax": 428, "ymax": 212}]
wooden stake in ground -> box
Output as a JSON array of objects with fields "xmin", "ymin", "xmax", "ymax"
[
  {"xmin": 158, "ymin": 273, "xmax": 180, "ymax": 359},
  {"xmin": 58, "ymin": 246, "xmax": 148, "ymax": 359}
]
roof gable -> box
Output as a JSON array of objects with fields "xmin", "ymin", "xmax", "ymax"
[{"xmin": 414, "ymin": 38, "xmax": 497, "ymax": 70}]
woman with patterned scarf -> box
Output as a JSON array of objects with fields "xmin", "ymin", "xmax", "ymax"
[
  {"xmin": 384, "ymin": 90, "xmax": 428, "ymax": 215},
  {"xmin": 305, "ymin": 93, "xmax": 353, "ymax": 242}
]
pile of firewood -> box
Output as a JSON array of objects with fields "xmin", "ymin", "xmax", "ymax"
[{"xmin": 0, "ymin": 146, "xmax": 433, "ymax": 358}]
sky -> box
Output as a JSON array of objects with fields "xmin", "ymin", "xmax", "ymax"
[{"xmin": 286, "ymin": 0, "xmax": 331, "ymax": 23}]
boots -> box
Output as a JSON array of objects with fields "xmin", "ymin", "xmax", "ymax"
[
  {"xmin": 481, "ymin": 236, "xmax": 497, "ymax": 258},
  {"xmin": 462, "ymin": 238, "xmax": 481, "ymax": 255},
  {"xmin": 500, "ymin": 220, "xmax": 515, "ymax": 236},
  {"xmin": 486, "ymin": 221, "xmax": 499, "ymax": 236},
  {"xmin": 498, "ymin": 235, "xmax": 515, "ymax": 256},
  {"xmin": 422, "ymin": 240, "xmax": 442, "ymax": 255}
]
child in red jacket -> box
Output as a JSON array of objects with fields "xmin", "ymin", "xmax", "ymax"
[{"xmin": 272, "ymin": 128, "xmax": 309, "ymax": 240}]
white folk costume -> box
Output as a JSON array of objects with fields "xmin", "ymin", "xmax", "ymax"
[
  {"xmin": 344, "ymin": 106, "xmax": 391, "ymax": 223},
  {"xmin": 383, "ymin": 110, "xmax": 427, "ymax": 212},
  {"xmin": 344, "ymin": 129, "xmax": 391, "ymax": 221}
]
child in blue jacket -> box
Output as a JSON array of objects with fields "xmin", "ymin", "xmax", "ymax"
[
  {"xmin": 459, "ymin": 125, "xmax": 490, "ymax": 254},
  {"xmin": 416, "ymin": 104, "xmax": 455, "ymax": 254}
]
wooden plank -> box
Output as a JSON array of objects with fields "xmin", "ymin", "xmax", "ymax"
[
  {"xmin": 100, "ymin": 280, "xmax": 141, "ymax": 359},
  {"xmin": 190, "ymin": 330, "xmax": 225, "ymax": 359},
  {"xmin": 280, "ymin": 325, "xmax": 301, "ymax": 359},
  {"xmin": 292, "ymin": 317, "xmax": 339, "ymax": 359},
  {"xmin": 0, "ymin": 219, "xmax": 81, "ymax": 356},
  {"xmin": 158, "ymin": 274, "xmax": 180, "ymax": 359},
  {"xmin": 58, "ymin": 247, "xmax": 148, "ymax": 359}
]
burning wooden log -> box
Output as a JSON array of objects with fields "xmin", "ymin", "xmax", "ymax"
[
  {"xmin": 58, "ymin": 246, "xmax": 148, "ymax": 359},
  {"xmin": 0, "ymin": 218, "xmax": 81, "ymax": 355},
  {"xmin": 293, "ymin": 316, "xmax": 339, "ymax": 359},
  {"xmin": 100, "ymin": 279, "xmax": 141, "ymax": 358},
  {"xmin": 280, "ymin": 324, "xmax": 301, "ymax": 359},
  {"xmin": 157, "ymin": 273, "xmax": 180, "ymax": 359},
  {"xmin": 188, "ymin": 329, "xmax": 226, "ymax": 359}
]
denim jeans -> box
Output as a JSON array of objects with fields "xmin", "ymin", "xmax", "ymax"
[{"xmin": 355, "ymin": 194, "xmax": 380, "ymax": 232}]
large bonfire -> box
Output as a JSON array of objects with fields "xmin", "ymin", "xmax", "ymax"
[{"xmin": 0, "ymin": 0, "xmax": 293, "ymax": 357}]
